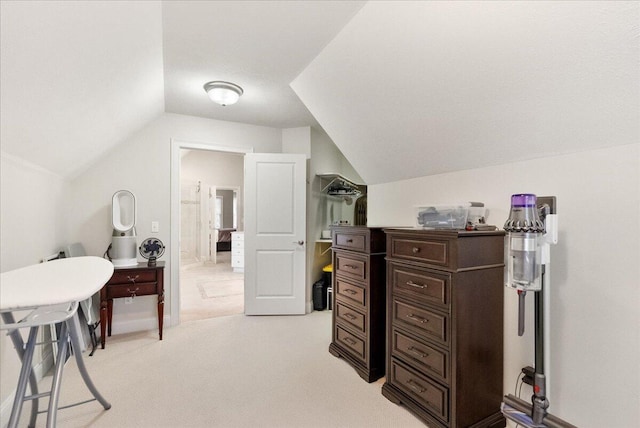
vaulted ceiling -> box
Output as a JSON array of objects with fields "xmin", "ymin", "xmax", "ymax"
[{"xmin": 1, "ymin": 1, "xmax": 637, "ymax": 183}]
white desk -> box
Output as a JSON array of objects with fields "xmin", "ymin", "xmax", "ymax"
[{"xmin": 0, "ymin": 256, "xmax": 114, "ymax": 428}]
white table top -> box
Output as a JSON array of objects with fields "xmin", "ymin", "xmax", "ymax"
[{"xmin": 0, "ymin": 256, "xmax": 114, "ymax": 311}]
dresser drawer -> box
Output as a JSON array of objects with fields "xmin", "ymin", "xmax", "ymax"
[
  {"xmin": 335, "ymin": 325, "xmax": 366, "ymax": 362},
  {"xmin": 335, "ymin": 279, "xmax": 366, "ymax": 307},
  {"xmin": 389, "ymin": 236, "xmax": 449, "ymax": 268},
  {"xmin": 231, "ymin": 248, "xmax": 243, "ymax": 257},
  {"xmin": 392, "ymin": 328, "xmax": 449, "ymax": 383},
  {"xmin": 109, "ymin": 269, "xmax": 157, "ymax": 285},
  {"xmin": 335, "ymin": 253, "xmax": 367, "ymax": 282},
  {"xmin": 232, "ymin": 240, "xmax": 244, "ymax": 249},
  {"xmin": 392, "ymin": 299, "xmax": 448, "ymax": 347},
  {"xmin": 106, "ymin": 282, "xmax": 158, "ymax": 299},
  {"xmin": 336, "ymin": 301, "xmax": 366, "ymax": 334},
  {"xmin": 334, "ymin": 231, "xmax": 367, "ymax": 252},
  {"xmin": 390, "ymin": 263, "xmax": 450, "ymax": 308},
  {"xmin": 390, "ymin": 359, "xmax": 449, "ymax": 422}
]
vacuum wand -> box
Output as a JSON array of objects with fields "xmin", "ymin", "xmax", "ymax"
[{"xmin": 518, "ymin": 290, "xmax": 526, "ymax": 336}]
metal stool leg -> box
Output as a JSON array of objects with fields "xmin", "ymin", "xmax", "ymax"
[
  {"xmin": 1, "ymin": 312, "xmax": 39, "ymax": 428},
  {"xmin": 1, "ymin": 312, "xmax": 38, "ymax": 428},
  {"xmin": 7, "ymin": 326, "xmax": 39, "ymax": 428},
  {"xmin": 67, "ymin": 313, "xmax": 111, "ymax": 410},
  {"xmin": 46, "ymin": 321, "xmax": 71, "ymax": 428}
]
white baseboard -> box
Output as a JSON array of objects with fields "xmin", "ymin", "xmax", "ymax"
[{"xmin": 109, "ymin": 315, "xmax": 171, "ymax": 336}]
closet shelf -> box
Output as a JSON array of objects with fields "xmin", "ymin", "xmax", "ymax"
[{"xmin": 317, "ymin": 173, "xmax": 363, "ymax": 197}]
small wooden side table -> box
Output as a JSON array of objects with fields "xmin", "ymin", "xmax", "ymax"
[{"xmin": 100, "ymin": 262, "xmax": 164, "ymax": 348}]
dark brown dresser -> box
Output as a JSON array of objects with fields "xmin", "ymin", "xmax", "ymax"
[
  {"xmin": 328, "ymin": 226, "xmax": 386, "ymax": 382},
  {"xmin": 382, "ymin": 229, "xmax": 505, "ymax": 428}
]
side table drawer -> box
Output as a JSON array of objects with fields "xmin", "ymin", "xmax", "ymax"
[
  {"xmin": 390, "ymin": 359, "xmax": 449, "ymax": 423},
  {"xmin": 110, "ymin": 269, "xmax": 157, "ymax": 285},
  {"xmin": 106, "ymin": 282, "xmax": 158, "ymax": 299}
]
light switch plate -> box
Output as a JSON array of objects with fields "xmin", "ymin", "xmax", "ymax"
[{"xmin": 151, "ymin": 221, "xmax": 159, "ymax": 233}]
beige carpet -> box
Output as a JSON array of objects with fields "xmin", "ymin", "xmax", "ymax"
[
  {"xmin": 24, "ymin": 312, "xmax": 426, "ymax": 428},
  {"xmin": 180, "ymin": 253, "xmax": 244, "ymax": 322}
]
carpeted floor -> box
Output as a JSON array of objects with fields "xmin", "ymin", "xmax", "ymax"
[
  {"xmin": 180, "ymin": 252, "xmax": 244, "ymax": 322},
  {"xmin": 23, "ymin": 312, "xmax": 426, "ymax": 428}
]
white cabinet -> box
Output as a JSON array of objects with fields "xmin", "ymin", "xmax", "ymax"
[{"xmin": 231, "ymin": 232, "xmax": 244, "ymax": 272}]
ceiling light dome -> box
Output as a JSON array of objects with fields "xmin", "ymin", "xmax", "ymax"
[{"xmin": 203, "ymin": 81, "xmax": 243, "ymax": 106}]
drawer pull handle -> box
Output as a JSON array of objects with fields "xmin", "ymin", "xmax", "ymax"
[
  {"xmin": 346, "ymin": 239, "xmax": 353, "ymax": 243},
  {"xmin": 407, "ymin": 313, "xmax": 429, "ymax": 324},
  {"xmin": 412, "ymin": 247, "xmax": 420, "ymax": 254},
  {"xmin": 127, "ymin": 275, "xmax": 140, "ymax": 283},
  {"xmin": 344, "ymin": 264, "xmax": 358, "ymax": 269},
  {"xmin": 406, "ymin": 379, "xmax": 426, "ymax": 394},
  {"xmin": 344, "ymin": 289, "xmax": 357, "ymax": 295},
  {"xmin": 127, "ymin": 287, "xmax": 140, "ymax": 297},
  {"xmin": 407, "ymin": 346, "xmax": 429, "ymax": 358},
  {"xmin": 406, "ymin": 280, "xmax": 426, "ymax": 289},
  {"xmin": 343, "ymin": 313, "xmax": 357, "ymax": 320},
  {"xmin": 343, "ymin": 337, "xmax": 357, "ymax": 346}
]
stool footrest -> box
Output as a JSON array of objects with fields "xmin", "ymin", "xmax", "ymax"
[{"xmin": 36, "ymin": 398, "xmax": 98, "ymax": 414}]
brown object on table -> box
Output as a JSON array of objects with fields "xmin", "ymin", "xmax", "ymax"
[
  {"xmin": 382, "ymin": 229, "xmax": 505, "ymax": 428},
  {"xmin": 100, "ymin": 262, "xmax": 164, "ymax": 349},
  {"xmin": 328, "ymin": 226, "xmax": 386, "ymax": 382}
]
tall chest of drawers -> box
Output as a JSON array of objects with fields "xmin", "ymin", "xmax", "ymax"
[
  {"xmin": 328, "ymin": 226, "xmax": 386, "ymax": 382},
  {"xmin": 231, "ymin": 231, "xmax": 244, "ymax": 272},
  {"xmin": 382, "ymin": 229, "xmax": 505, "ymax": 428}
]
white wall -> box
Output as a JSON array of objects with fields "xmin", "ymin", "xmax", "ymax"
[
  {"xmin": 368, "ymin": 143, "xmax": 640, "ymax": 428},
  {"xmin": 65, "ymin": 113, "xmax": 282, "ymax": 333},
  {"xmin": 0, "ymin": 152, "xmax": 70, "ymax": 420}
]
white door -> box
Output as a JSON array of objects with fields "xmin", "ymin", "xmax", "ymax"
[{"xmin": 244, "ymin": 153, "xmax": 306, "ymax": 315}]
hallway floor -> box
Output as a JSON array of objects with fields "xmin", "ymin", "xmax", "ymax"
[{"xmin": 180, "ymin": 252, "xmax": 244, "ymax": 322}]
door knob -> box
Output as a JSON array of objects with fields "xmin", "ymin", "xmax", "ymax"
[{"xmin": 293, "ymin": 240, "xmax": 305, "ymax": 246}]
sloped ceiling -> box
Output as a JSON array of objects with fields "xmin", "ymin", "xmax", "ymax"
[
  {"xmin": 292, "ymin": 1, "xmax": 640, "ymax": 185},
  {"xmin": 0, "ymin": 1, "xmax": 165, "ymax": 178},
  {"xmin": 162, "ymin": 1, "xmax": 365, "ymax": 128},
  {"xmin": 2, "ymin": 1, "xmax": 637, "ymax": 184}
]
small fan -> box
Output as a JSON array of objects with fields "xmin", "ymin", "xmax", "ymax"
[{"xmin": 139, "ymin": 238, "xmax": 165, "ymax": 267}]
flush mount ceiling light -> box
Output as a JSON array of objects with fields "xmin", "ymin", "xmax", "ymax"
[{"xmin": 203, "ymin": 81, "xmax": 243, "ymax": 106}]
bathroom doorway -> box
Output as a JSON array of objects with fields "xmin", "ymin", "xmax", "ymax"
[{"xmin": 179, "ymin": 148, "xmax": 245, "ymax": 322}]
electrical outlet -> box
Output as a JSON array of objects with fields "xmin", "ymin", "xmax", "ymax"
[{"xmin": 124, "ymin": 297, "xmax": 133, "ymax": 304}]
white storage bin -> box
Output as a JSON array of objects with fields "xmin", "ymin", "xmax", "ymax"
[{"xmin": 415, "ymin": 204, "xmax": 470, "ymax": 229}]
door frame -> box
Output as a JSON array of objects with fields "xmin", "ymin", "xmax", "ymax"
[{"xmin": 170, "ymin": 139, "xmax": 253, "ymax": 326}]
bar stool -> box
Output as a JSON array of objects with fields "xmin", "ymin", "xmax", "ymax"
[{"xmin": 1, "ymin": 301, "xmax": 111, "ymax": 428}]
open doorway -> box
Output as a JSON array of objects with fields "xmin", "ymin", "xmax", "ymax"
[{"xmin": 178, "ymin": 148, "xmax": 245, "ymax": 322}]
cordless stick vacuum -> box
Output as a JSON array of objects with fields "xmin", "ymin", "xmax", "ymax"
[{"xmin": 501, "ymin": 194, "xmax": 576, "ymax": 428}]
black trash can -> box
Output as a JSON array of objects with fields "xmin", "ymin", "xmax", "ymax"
[{"xmin": 313, "ymin": 279, "xmax": 327, "ymax": 310}]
